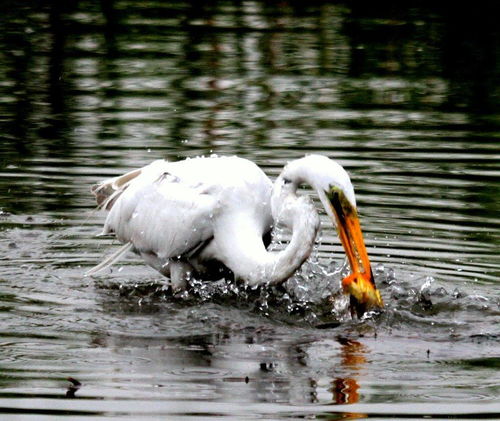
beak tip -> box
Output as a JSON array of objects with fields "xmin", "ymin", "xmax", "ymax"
[
  {"xmin": 349, "ymin": 294, "xmax": 384, "ymax": 319},
  {"xmin": 342, "ymin": 271, "xmax": 384, "ymax": 318}
]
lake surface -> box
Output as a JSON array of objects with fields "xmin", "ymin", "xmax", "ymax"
[{"xmin": 0, "ymin": 1, "xmax": 499, "ymax": 419}]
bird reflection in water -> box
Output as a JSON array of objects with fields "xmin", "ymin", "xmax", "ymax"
[
  {"xmin": 326, "ymin": 338, "xmax": 368, "ymax": 420},
  {"xmin": 332, "ymin": 377, "xmax": 360, "ymax": 404},
  {"xmin": 330, "ymin": 338, "xmax": 366, "ymax": 405},
  {"xmin": 90, "ymin": 284, "xmax": 371, "ymax": 409}
]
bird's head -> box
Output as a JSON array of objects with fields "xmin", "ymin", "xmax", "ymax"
[{"xmin": 277, "ymin": 155, "xmax": 384, "ymax": 317}]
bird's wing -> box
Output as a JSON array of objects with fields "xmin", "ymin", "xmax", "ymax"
[
  {"xmin": 100, "ymin": 160, "xmax": 218, "ymax": 262},
  {"xmin": 90, "ymin": 156, "xmax": 274, "ymax": 276}
]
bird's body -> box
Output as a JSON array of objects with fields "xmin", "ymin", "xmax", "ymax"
[{"xmin": 89, "ymin": 154, "xmax": 383, "ymax": 315}]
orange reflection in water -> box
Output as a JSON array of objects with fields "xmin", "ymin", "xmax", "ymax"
[
  {"xmin": 331, "ymin": 339, "xmax": 367, "ymax": 407},
  {"xmin": 332, "ymin": 377, "xmax": 359, "ymax": 405}
]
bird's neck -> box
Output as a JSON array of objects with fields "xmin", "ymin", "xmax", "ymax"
[
  {"xmin": 212, "ymin": 196, "xmax": 319, "ymax": 287},
  {"xmin": 263, "ymin": 196, "xmax": 320, "ymax": 284}
]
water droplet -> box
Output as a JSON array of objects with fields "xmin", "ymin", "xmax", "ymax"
[
  {"xmin": 375, "ymin": 263, "xmax": 385, "ymax": 275},
  {"xmin": 387, "ymin": 268, "xmax": 396, "ymax": 282}
]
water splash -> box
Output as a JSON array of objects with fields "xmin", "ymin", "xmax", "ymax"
[{"xmin": 92, "ymin": 229, "xmax": 497, "ymax": 335}]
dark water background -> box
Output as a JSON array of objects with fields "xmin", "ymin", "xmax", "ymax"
[{"xmin": 0, "ymin": 1, "xmax": 499, "ymax": 419}]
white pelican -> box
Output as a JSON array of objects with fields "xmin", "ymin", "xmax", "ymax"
[{"xmin": 88, "ymin": 155, "xmax": 383, "ymax": 315}]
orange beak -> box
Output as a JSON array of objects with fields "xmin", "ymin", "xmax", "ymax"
[{"xmin": 328, "ymin": 190, "xmax": 383, "ymax": 317}]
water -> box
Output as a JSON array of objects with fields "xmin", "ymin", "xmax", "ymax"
[{"xmin": 0, "ymin": 1, "xmax": 499, "ymax": 419}]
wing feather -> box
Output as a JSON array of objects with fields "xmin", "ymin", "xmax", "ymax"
[
  {"xmin": 103, "ymin": 161, "xmax": 218, "ymax": 261},
  {"xmin": 85, "ymin": 242, "xmax": 134, "ymax": 276}
]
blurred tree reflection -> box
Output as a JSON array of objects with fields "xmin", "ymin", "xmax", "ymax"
[{"xmin": 0, "ymin": 0, "xmax": 498, "ymax": 213}]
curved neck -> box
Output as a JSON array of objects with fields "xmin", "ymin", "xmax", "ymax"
[
  {"xmin": 262, "ymin": 196, "xmax": 320, "ymax": 285},
  {"xmin": 213, "ymin": 195, "xmax": 319, "ymax": 287}
]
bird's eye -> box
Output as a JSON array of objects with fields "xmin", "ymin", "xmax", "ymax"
[{"xmin": 283, "ymin": 177, "xmax": 292, "ymax": 185}]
